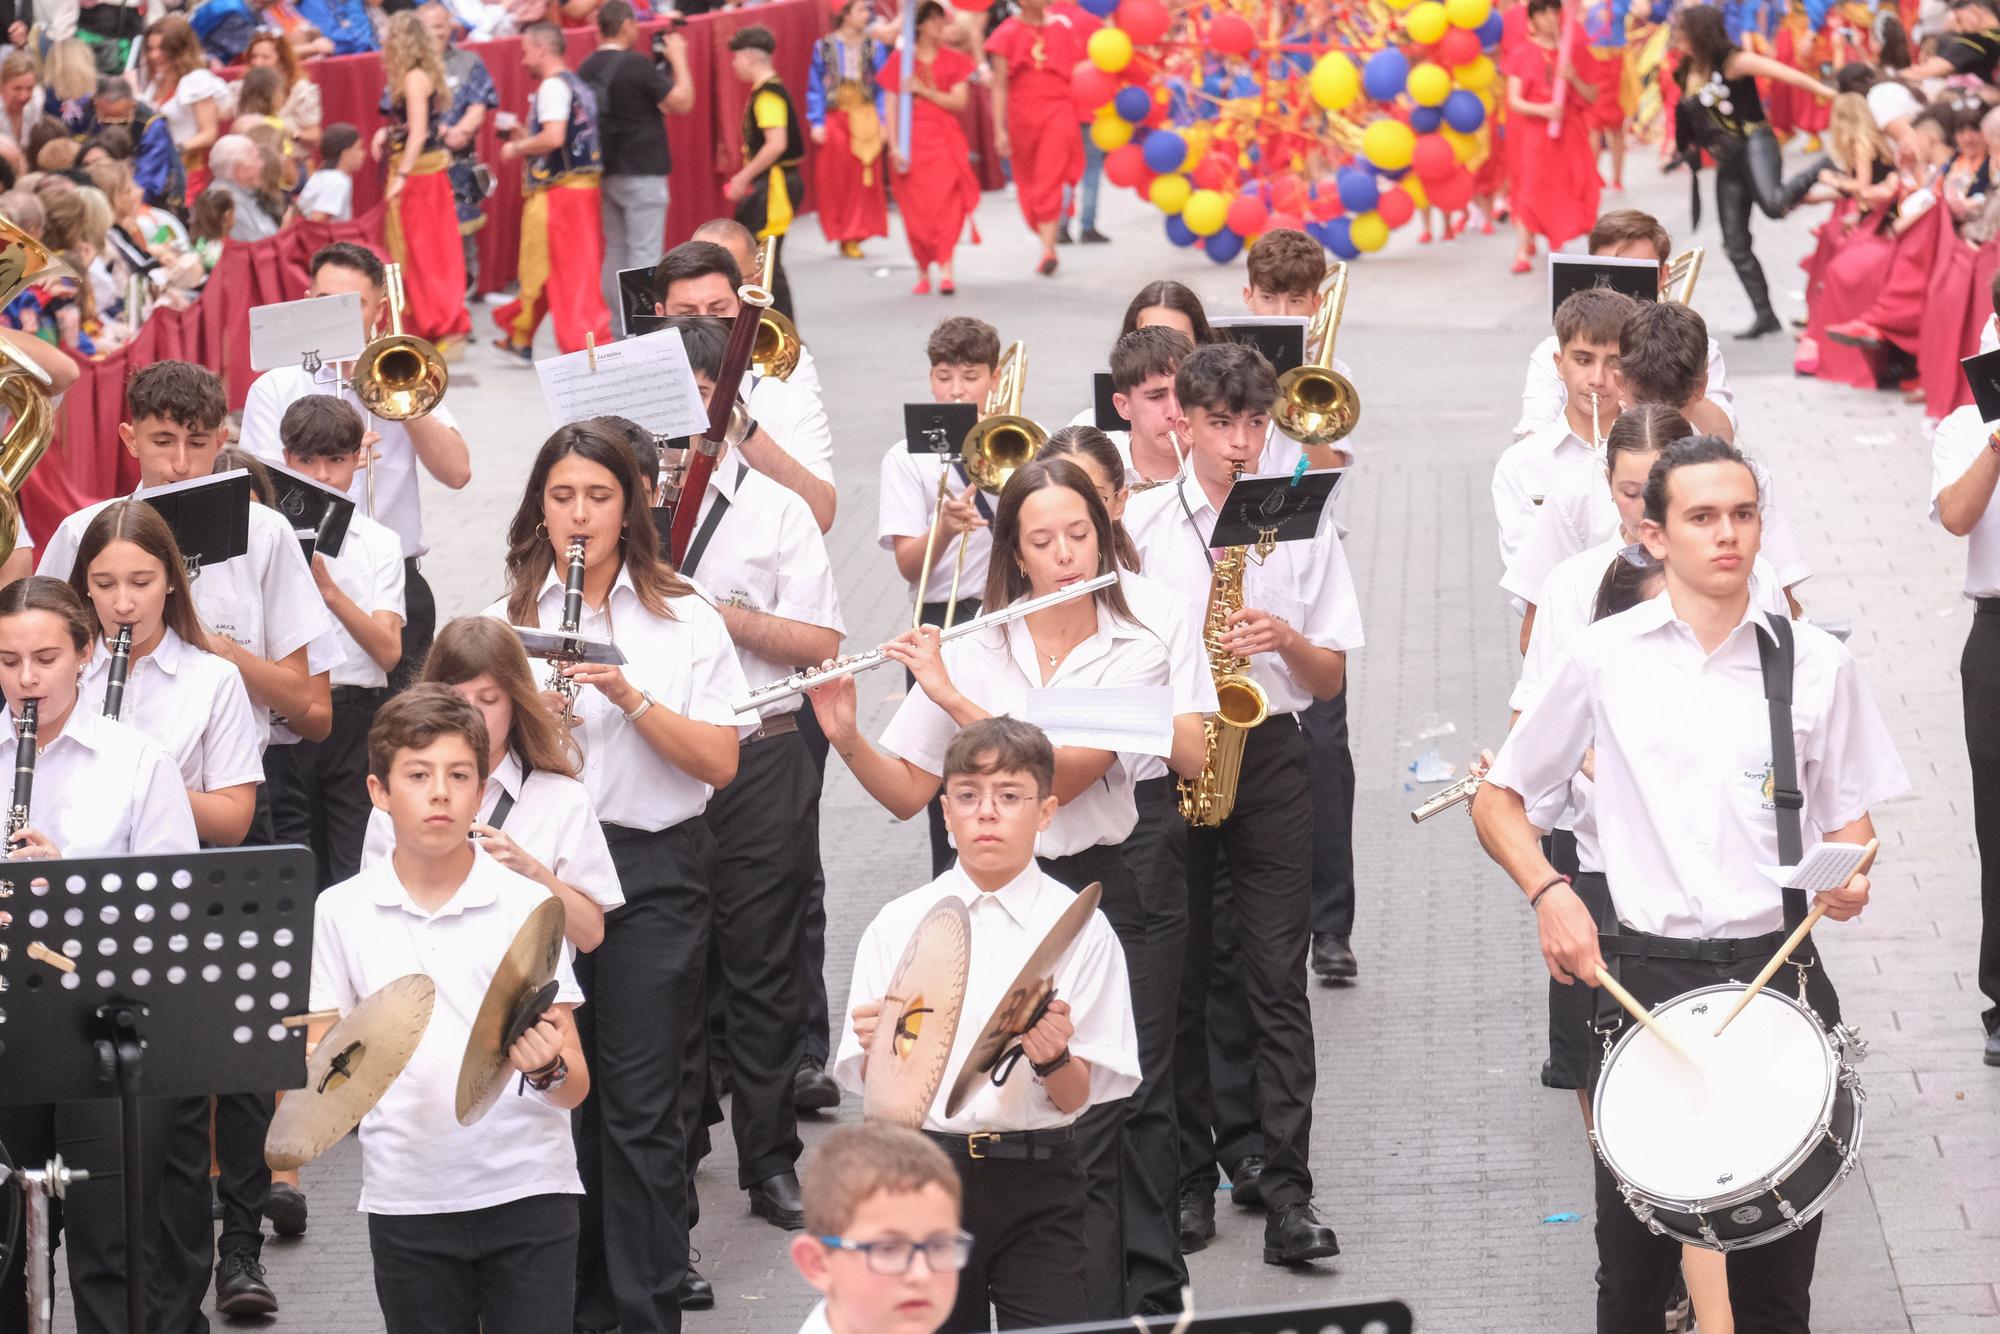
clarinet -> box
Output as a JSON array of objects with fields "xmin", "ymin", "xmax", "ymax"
[
  {"xmin": 8, "ymin": 699, "xmax": 38, "ymax": 849},
  {"xmin": 102, "ymin": 623, "xmax": 133, "ymax": 719},
  {"xmin": 547, "ymin": 537, "xmax": 587, "ymax": 725}
]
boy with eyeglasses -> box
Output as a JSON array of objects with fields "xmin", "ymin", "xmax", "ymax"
[
  {"xmin": 832, "ymin": 717, "xmax": 1139, "ymax": 1332},
  {"xmin": 789, "ymin": 1124, "xmax": 967, "ymax": 1334}
]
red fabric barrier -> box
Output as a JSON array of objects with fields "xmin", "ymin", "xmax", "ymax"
[
  {"xmin": 1858, "ymin": 197, "xmax": 1945, "ymax": 355},
  {"xmin": 1916, "ymin": 231, "xmax": 1993, "ymax": 420},
  {"xmin": 1801, "ymin": 204, "xmax": 1895, "ymax": 390}
]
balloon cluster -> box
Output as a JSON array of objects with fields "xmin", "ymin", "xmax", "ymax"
[{"xmin": 1061, "ymin": 0, "xmax": 1506, "ymax": 262}]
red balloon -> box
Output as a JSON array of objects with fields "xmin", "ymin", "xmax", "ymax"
[
  {"xmin": 1438, "ymin": 27, "xmax": 1482, "ymax": 67},
  {"xmin": 1073, "ymin": 64, "xmax": 1120, "ymax": 105},
  {"xmin": 1308, "ymin": 187, "xmax": 1344, "ymax": 221},
  {"xmin": 1377, "ymin": 185, "xmax": 1415, "ymax": 228},
  {"xmin": 1268, "ymin": 172, "xmax": 1307, "ymax": 215},
  {"xmin": 1412, "ymin": 132, "xmax": 1457, "ymax": 183},
  {"xmin": 1266, "ymin": 209, "xmax": 1304, "ymax": 233},
  {"xmin": 1208, "ymin": 11, "xmax": 1255, "ymax": 55},
  {"xmin": 1118, "ymin": 0, "xmax": 1171, "ymax": 44},
  {"xmin": 1227, "ymin": 193, "xmax": 1269, "ymax": 235},
  {"xmin": 1143, "ymin": 90, "xmax": 1171, "ymax": 127},
  {"xmin": 1428, "ymin": 166, "xmax": 1475, "ymax": 211},
  {"xmin": 1191, "ymin": 156, "xmax": 1232, "ymax": 190},
  {"xmin": 1105, "ymin": 143, "xmax": 1149, "ymax": 189}
]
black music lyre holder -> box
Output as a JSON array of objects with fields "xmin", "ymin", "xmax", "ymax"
[{"xmin": 1027, "ymin": 1297, "xmax": 1414, "ymax": 1333}]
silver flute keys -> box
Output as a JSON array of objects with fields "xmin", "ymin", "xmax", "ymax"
[{"xmin": 1410, "ymin": 771, "xmax": 1482, "ymax": 823}]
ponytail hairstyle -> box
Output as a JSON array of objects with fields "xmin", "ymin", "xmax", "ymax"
[
  {"xmin": 1604, "ymin": 402, "xmax": 1691, "ymax": 474},
  {"xmin": 69, "ymin": 500, "xmax": 208, "ymax": 649},
  {"xmin": 1039, "ymin": 425, "xmax": 1141, "ymax": 572},
  {"xmin": 419, "ymin": 617, "xmax": 580, "ymax": 779}
]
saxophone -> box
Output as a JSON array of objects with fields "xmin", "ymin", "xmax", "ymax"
[{"xmin": 1177, "ymin": 540, "xmax": 1270, "ymax": 828}]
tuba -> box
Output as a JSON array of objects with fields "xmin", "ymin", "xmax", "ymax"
[
  {"xmin": 1178, "ymin": 507, "xmax": 1270, "ymax": 828},
  {"xmin": 0, "ymin": 216, "xmax": 68, "ymax": 564},
  {"xmin": 748, "ymin": 236, "xmax": 803, "ymax": 381},
  {"xmin": 1271, "ymin": 262, "xmax": 1360, "ymax": 447}
]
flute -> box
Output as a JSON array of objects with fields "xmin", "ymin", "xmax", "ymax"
[
  {"xmin": 8, "ymin": 698, "xmax": 38, "ymax": 848},
  {"xmin": 1410, "ymin": 771, "xmax": 1482, "ymax": 824},
  {"xmin": 102, "ymin": 623, "xmax": 133, "ymax": 719}
]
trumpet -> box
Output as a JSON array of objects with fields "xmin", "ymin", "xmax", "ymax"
[
  {"xmin": 102, "ymin": 624, "xmax": 134, "ymax": 720},
  {"xmin": 547, "ymin": 537, "xmax": 587, "ymax": 726},
  {"xmin": 749, "ymin": 235, "xmax": 803, "ymax": 381},
  {"xmin": 1410, "ymin": 772, "xmax": 1482, "ymax": 823},
  {"xmin": 351, "ymin": 262, "xmax": 449, "ymax": 516},
  {"xmin": 1271, "ymin": 263, "xmax": 1360, "ymax": 447}
]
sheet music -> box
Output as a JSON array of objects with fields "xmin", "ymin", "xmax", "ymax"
[
  {"xmin": 1024, "ymin": 686, "xmax": 1175, "ymax": 758},
  {"xmin": 536, "ymin": 327, "xmax": 710, "ymax": 439},
  {"xmin": 248, "ymin": 293, "xmax": 365, "ymax": 371}
]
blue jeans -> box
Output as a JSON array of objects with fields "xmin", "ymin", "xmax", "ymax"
[{"xmin": 1062, "ymin": 129, "xmax": 1104, "ymax": 230}]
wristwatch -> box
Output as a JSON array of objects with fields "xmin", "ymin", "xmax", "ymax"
[
  {"xmin": 1030, "ymin": 1048, "xmax": 1072, "ymax": 1080},
  {"xmin": 623, "ymin": 691, "xmax": 656, "ymax": 722}
]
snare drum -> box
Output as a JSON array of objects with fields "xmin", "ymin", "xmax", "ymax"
[{"xmin": 1591, "ymin": 982, "xmax": 1867, "ymax": 1251}]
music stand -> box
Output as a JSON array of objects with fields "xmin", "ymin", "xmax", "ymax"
[
  {"xmin": 0, "ymin": 847, "xmax": 317, "ymax": 1334},
  {"xmin": 262, "ymin": 457, "xmax": 356, "ymax": 560},
  {"xmin": 903, "ymin": 402, "xmax": 979, "ymax": 455},
  {"xmin": 138, "ymin": 472, "xmax": 253, "ymax": 579},
  {"xmin": 1208, "ymin": 469, "xmax": 1343, "ymax": 551},
  {"xmin": 1026, "ymin": 1297, "xmax": 1413, "ymax": 1333}
]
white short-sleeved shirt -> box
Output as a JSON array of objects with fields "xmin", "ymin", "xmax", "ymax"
[
  {"xmin": 682, "ymin": 459, "xmax": 844, "ymax": 723},
  {"xmin": 316, "ymin": 512, "xmax": 407, "ymax": 689},
  {"xmin": 480, "ymin": 568, "xmax": 749, "ymax": 831},
  {"xmin": 1514, "ymin": 333, "xmax": 1737, "ymax": 441},
  {"xmin": 361, "ymin": 752, "xmax": 624, "ymax": 912},
  {"xmin": 1867, "ymin": 80, "xmax": 1921, "ymax": 130},
  {"xmin": 832, "ymin": 863, "xmax": 1140, "ymax": 1133},
  {"xmin": 297, "ymin": 169, "xmax": 353, "ymax": 221},
  {"xmin": 1121, "ymin": 571, "xmax": 1217, "ymax": 784},
  {"xmin": 879, "ymin": 589, "xmax": 1170, "ymax": 857},
  {"xmin": 786, "ymin": 345, "xmax": 824, "ymax": 403},
  {"xmin": 1930, "ymin": 404, "xmax": 2000, "ymax": 597},
  {"xmin": 878, "ymin": 439, "xmax": 995, "ymax": 603},
  {"xmin": 239, "ymin": 363, "xmax": 465, "ymax": 560},
  {"xmin": 746, "ymin": 373, "xmax": 835, "ymax": 487},
  {"xmin": 79, "ymin": 628, "xmax": 266, "ymax": 789},
  {"xmin": 1486, "ymin": 591, "xmax": 1909, "ymax": 938},
  {"xmin": 4, "ymin": 704, "xmax": 198, "ymax": 855},
  {"xmin": 308, "ymin": 853, "xmax": 584, "ymax": 1215},
  {"xmin": 797, "ymin": 1302, "xmax": 834, "ymax": 1334},
  {"xmin": 1492, "ymin": 423, "xmax": 1596, "ymax": 575},
  {"xmin": 145, "ymin": 68, "xmax": 230, "ymax": 148},
  {"xmin": 1123, "ymin": 472, "xmax": 1364, "ymax": 716},
  {"xmin": 533, "ymin": 72, "xmax": 572, "ymax": 126}
]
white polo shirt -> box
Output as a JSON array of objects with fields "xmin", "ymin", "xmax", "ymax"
[
  {"xmin": 879, "ymin": 587, "xmax": 1169, "ymax": 857},
  {"xmin": 1487, "ymin": 590, "xmax": 1908, "ymax": 938},
  {"xmin": 238, "ymin": 362, "xmax": 467, "ymax": 559},
  {"xmin": 681, "ymin": 458, "xmax": 844, "ymax": 724},
  {"xmin": 1930, "ymin": 404, "xmax": 2000, "ymax": 597},
  {"xmin": 878, "ymin": 439, "xmax": 995, "ymax": 604},
  {"xmin": 79, "ymin": 628, "xmax": 266, "ymax": 790},
  {"xmin": 1123, "ymin": 472, "xmax": 1364, "ymax": 716},
  {"xmin": 360, "ymin": 751, "xmax": 625, "ymax": 912},
  {"xmin": 1514, "ymin": 333, "xmax": 1737, "ymax": 440},
  {"xmin": 1492, "ymin": 423, "xmax": 1596, "ymax": 575},
  {"xmin": 480, "ymin": 568, "xmax": 749, "ymax": 832},
  {"xmin": 2, "ymin": 703, "xmax": 198, "ymax": 856},
  {"xmin": 315, "ymin": 511, "xmax": 407, "ymax": 690},
  {"xmin": 308, "ymin": 852, "xmax": 584, "ymax": 1215},
  {"xmin": 832, "ymin": 863, "xmax": 1140, "ymax": 1134},
  {"xmin": 1121, "ymin": 570, "xmax": 1217, "ymax": 785},
  {"xmin": 787, "ymin": 343, "xmax": 824, "ymax": 403},
  {"xmin": 746, "ymin": 372, "xmax": 834, "ymax": 487}
]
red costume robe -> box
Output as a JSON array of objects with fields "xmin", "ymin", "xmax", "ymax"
[
  {"xmin": 985, "ymin": 11, "xmax": 1085, "ymax": 229},
  {"xmin": 880, "ymin": 48, "xmax": 982, "ymax": 268},
  {"xmin": 1504, "ymin": 40, "xmax": 1602, "ymax": 248}
]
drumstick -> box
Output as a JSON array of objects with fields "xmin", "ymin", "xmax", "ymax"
[
  {"xmin": 1593, "ymin": 966, "xmax": 1698, "ymax": 1067},
  {"xmin": 1712, "ymin": 838, "xmax": 1878, "ymax": 1037},
  {"xmin": 25, "ymin": 940, "xmax": 74, "ymax": 974},
  {"xmin": 280, "ymin": 1009, "xmax": 341, "ymax": 1030}
]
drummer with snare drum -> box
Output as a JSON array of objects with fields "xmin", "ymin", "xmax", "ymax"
[{"xmin": 1471, "ymin": 436, "xmax": 1908, "ymax": 1330}]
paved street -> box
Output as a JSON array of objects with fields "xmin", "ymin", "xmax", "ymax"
[{"xmin": 102, "ymin": 148, "xmax": 1999, "ymax": 1332}]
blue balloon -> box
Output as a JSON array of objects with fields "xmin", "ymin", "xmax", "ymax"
[
  {"xmin": 1336, "ymin": 165, "xmax": 1379, "ymax": 214},
  {"xmin": 1477, "ymin": 11, "xmax": 1504, "ymax": 46},
  {"xmin": 1324, "ymin": 216, "xmax": 1359, "ymax": 261},
  {"xmin": 1362, "ymin": 48, "xmax": 1410, "ymax": 102},
  {"xmin": 1165, "ymin": 215, "xmax": 1200, "ymax": 248},
  {"xmin": 1113, "ymin": 86, "xmax": 1151, "ymax": 122},
  {"xmin": 1204, "ymin": 229, "xmax": 1245, "ymax": 264},
  {"xmin": 1443, "ymin": 88, "xmax": 1486, "ymax": 133},
  {"xmin": 1080, "ymin": 0, "xmax": 1119, "ymax": 16},
  {"xmin": 1141, "ymin": 129, "xmax": 1189, "ymax": 175},
  {"xmin": 1410, "ymin": 104, "xmax": 1445, "ymax": 133}
]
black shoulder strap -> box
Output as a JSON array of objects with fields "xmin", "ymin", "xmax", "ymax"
[
  {"xmin": 1754, "ymin": 613, "xmax": 1808, "ymax": 929},
  {"xmin": 951, "ymin": 459, "xmax": 994, "ymax": 522},
  {"xmin": 489, "ymin": 765, "xmax": 527, "ymax": 831},
  {"xmin": 680, "ymin": 463, "xmax": 748, "ymax": 579}
]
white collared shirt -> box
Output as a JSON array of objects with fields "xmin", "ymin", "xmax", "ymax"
[
  {"xmin": 878, "ymin": 590, "xmax": 1169, "ymax": 856},
  {"xmin": 747, "ymin": 373, "xmax": 835, "ymax": 487},
  {"xmin": 1123, "ymin": 472, "xmax": 1364, "ymax": 716},
  {"xmin": 479, "ymin": 568, "xmax": 749, "ymax": 831},
  {"xmin": 1487, "ymin": 590, "xmax": 1909, "ymax": 937},
  {"xmin": 685, "ymin": 459, "xmax": 844, "ymax": 723},
  {"xmin": 317, "ymin": 512, "xmax": 407, "ymax": 689},
  {"xmin": 787, "ymin": 344, "xmax": 824, "ymax": 403},
  {"xmin": 1492, "ymin": 423, "xmax": 1596, "ymax": 574},
  {"xmin": 878, "ymin": 439, "xmax": 995, "ymax": 603},
  {"xmin": 359, "ymin": 752, "xmax": 625, "ymax": 911},
  {"xmin": 1122, "ymin": 571, "xmax": 1217, "ymax": 784},
  {"xmin": 79, "ymin": 628, "xmax": 266, "ymax": 789},
  {"xmin": 832, "ymin": 863, "xmax": 1140, "ymax": 1133},
  {"xmin": 308, "ymin": 852, "xmax": 585, "ymax": 1215},
  {"xmin": 1, "ymin": 704, "xmax": 197, "ymax": 856},
  {"xmin": 1930, "ymin": 404, "xmax": 2000, "ymax": 597},
  {"xmin": 239, "ymin": 363, "xmax": 466, "ymax": 559},
  {"xmin": 795, "ymin": 1302, "xmax": 834, "ymax": 1334},
  {"xmin": 1514, "ymin": 333, "xmax": 1738, "ymax": 440}
]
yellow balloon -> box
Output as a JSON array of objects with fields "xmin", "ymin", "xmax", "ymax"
[
  {"xmin": 1454, "ymin": 54, "xmax": 1497, "ymax": 89},
  {"xmin": 1443, "ymin": 0, "xmax": 1492, "ymax": 28},
  {"xmin": 1351, "ymin": 211, "xmax": 1390, "ymax": 253},
  {"xmin": 1091, "ymin": 112, "xmax": 1134, "ymax": 152},
  {"xmin": 1183, "ymin": 188, "xmax": 1229, "ymax": 236},
  {"xmin": 1407, "ymin": 62, "xmax": 1452, "ymax": 107},
  {"xmin": 1309, "ymin": 51, "xmax": 1360, "ymax": 111},
  {"xmin": 1405, "ymin": 1, "xmax": 1448, "ymax": 44},
  {"xmin": 1443, "ymin": 126, "xmax": 1479, "ymax": 162},
  {"xmin": 1149, "ymin": 173, "xmax": 1193, "ymax": 214},
  {"xmin": 1383, "ymin": 0, "xmax": 1417, "ymax": 11},
  {"xmin": 1088, "ymin": 26, "xmax": 1133, "ymax": 73},
  {"xmin": 1361, "ymin": 118, "xmax": 1416, "ymax": 172}
]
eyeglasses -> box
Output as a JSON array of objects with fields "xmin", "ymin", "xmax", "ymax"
[
  {"xmin": 1616, "ymin": 542, "xmax": 1659, "ymax": 569},
  {"xmin": 942, "ymin": 788, "xmax": 1031, "ymax": 816},
  {"xmin": 818, "ymin": 1231, "xmax": 975, "ymax": 1275}
]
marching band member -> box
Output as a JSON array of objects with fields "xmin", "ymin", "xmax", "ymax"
[
  {"xmin": 1104, "ymin": 326, "xmax": 1193, "ymax": 488},
  {"xmin": 361, "ymin": 614, "xmax": 623, "ymax": 952},
  {"xmin": 985, "ymin": 0, "xmax": 1085, "ymax": 277},
  {"xmin": 1473, "ymin": 435, "xmax": 1907, "ymax": 1329},
  {"xmin": 689, "ymin": 220, "xmax": 827, "ymax": 403},
  {"xmin": 486, "ymin": 421, "xmax": 748, "ymax": 1334},
  {"xmin": 833, "ymin": 718, "xmax": 1140, "ymax": 1332},
  {"xmin": 1120, "ymin": 280, "xmax": 1216, "ymax": 345},
  {"xmin": 1122, "ymin": 341, "xmax": 1356, "ymax": 1267}
]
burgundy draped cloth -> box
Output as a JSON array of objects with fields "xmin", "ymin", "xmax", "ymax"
[
  {"xmin": 1854, "ymin": 197, "xmax": 1946, "ymax": 356},
  {"xmin": 1801, "ymin": 202, "xmax": 1897, "ymax": 390},
  {"xmin": 1918, "ymin": 233, "xmax": 2000, "ymax": 419}
]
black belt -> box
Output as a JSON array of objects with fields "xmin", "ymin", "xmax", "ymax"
[
  {"xmin": 1976, "ymin": 597, "xmax": 2000, "ymax": 616},
  {"xmin": 331, "ymin": 685, "xmax": 390, "ymax": 705},
  {"xmin": 1597, "ymin": 925, "xmax": 1792, "ymax": 965},
  {"xmin": 742, "ymin": 712, "xmax": 799, "ymax": 745},
  {"xmin": 923, "ymin": 1124, "xmax": 1077, "ymax": 1162}
]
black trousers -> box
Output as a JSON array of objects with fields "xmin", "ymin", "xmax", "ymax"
[
  {"xmin": 795, "ymin": 700, "xmax": 833, "ymax": 1065},
  {"xmin": 731, "ymin": 171, "xmax": 800, "ymax": 323},
  {"xmin": 1966, "ymin": 606, "xmax": 2000, "ymax": 1036},
  {"xmin": 1202, "ymin": 854, "xmax": 1263, "ymax": 1182},
  {"xmin": 937, "ymin": 1142, "xmax": 1089, "ymax": 1333},
  {"xmin": 1712, "ymin": 125, "xmax": 1788, "ymax": 321},
  {"xmin": 1303, "ymin": 688, "xmax": 1357, "ymax": 941},
  {"xmin": 266, "ymin": 690, "xmax": 385, "ymax": 890},
  {"xmin": 1175, "ymin": 718, "xmax": 1316, "ymax": 1211},
  {"xmin": 368, "ymin": 1194, "xmax": 578, "ymax": 1334},
  {"xmin": 916, "ymin": 597, "xmax": 981, "ymax": 878},
  {"xmin": 573, "ymin": 820, "xmax": 715, "ymax": 1334},
  {"xmin": 390, "ymin": 557, "xmax": 437, "ymax": 694},
  {"xmin": 702, "ymin": 729, "xmax": 814, "ymax": 1185}
]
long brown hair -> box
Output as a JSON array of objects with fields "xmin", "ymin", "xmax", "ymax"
[
  {"xmin": 420, "ymin": 617, "xmax": 580, "ymax": 779},
  {"xmin": 504, "ymin": 421, "xmax": 694, "ymax": 626},
  {"xmin": 144, "ymin": 16, "xmax": 206, "ymax": 82},
  {"xmin": 69, "ymin": 501, "xmax": 208, "ymax": 649},
  {"xmin": 981, "ymin": 457, "xmax": 1135, "ymax": 623},
  {"xmin": 244, "ymin": 30, "xmax": 302, "ymax": 94},
  {"xmin": 1039, "ymin": 426, "xmax": 1141, "ymax": 572}
]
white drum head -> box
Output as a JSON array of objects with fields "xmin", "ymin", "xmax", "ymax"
[{"xmin": 1596, "ymin": 985, "xmax": 1835, "ymax": 1205}]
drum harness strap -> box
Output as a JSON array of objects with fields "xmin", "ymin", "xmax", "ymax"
[{"xmin": 1594, "ymin": 613, "xmax": 1813, "ymax": 1050}]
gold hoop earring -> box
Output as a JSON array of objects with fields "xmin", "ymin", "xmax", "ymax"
[{"xmin": 535, "ymin": 522, "xmax": 550, "ymax": 539}]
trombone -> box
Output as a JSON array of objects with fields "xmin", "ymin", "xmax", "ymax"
[
  {"xmin": 911, "ymin": 341, "xmax": 1045, "ymax": 631},
  {"xmin": 1665, "ymin": 246, "xmax": 1703, "ymax": 305},
  {"xmin": 346, "ymin": 262, "xmax": 448, "ymax": 515},
  {"xmin": 749, "ymin": 235, "xmax": 803, "ymax": 380},
  {"xmin": 0, "ymin": 216, "xmax": 68, "ymax": 563},
  {"xmin": 1271, "ymin": 263, "xmax": 1360, "ymax": 447}
]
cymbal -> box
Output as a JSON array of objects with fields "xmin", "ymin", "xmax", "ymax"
[
  {"xmin": 264, "ymin": 973, "xmax": 437, "ymax": 1171},
  {"xmin": 863, "ymin": 897, "xmax": 971, "ymax": 1128},
  {"xmin": 455, "ymin": 896, "xmax": 567, "ymax": 1126},
  {"xmin": 943, "ymin": 882, "xmax": 1100, "ymax": 1118}
]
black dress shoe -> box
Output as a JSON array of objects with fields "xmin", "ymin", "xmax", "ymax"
[
  {"xmin": 1263, "ymin": 1202, "xmax": 1339, "ymax": 1266},
  {"xmin": 263, "ymin": 1181, "xmax": 308, "ymax": 1237},
  {"xmin": 1079, "ymin": 227, "xmax": 1111, "ymax": 243},
  {"xmin": 748, "ymin": 1170, "xmax": 806, "ymax": 1230},
  {"xmin": 1228, "ymin": 1155, "xmax": 1266, "ymax": 1209},
  {"xmin": 215, "ymin": 1251, "xmax": 279, "ymax": 1317},
  {"xmin": 793, "ymin": 1058, "xmax": 841, "ymax": 1113},
  {"xmin": 677, "ymin": 1265, "xmax": 716, "ymax": 1310},
  {"xmin": 1735, "ymin": 312, "xmax": 1783, "ymax": 340},
  {"xmin": 1176, "ymin": 1185, "xmax": 1215, "ymax": 1253},
  {"xmin": 1056, "ymin": 224, "xmax": 1075, "ymax": 245},
  {"xmin": 1985, "ymin": 1028, "xmax": 2000, "ymax": 1067},
  {"xmin": 1311, "ymin": 936, "xmax": 1358, "ymax": 984}
]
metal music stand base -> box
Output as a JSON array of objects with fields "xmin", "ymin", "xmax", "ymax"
[
  {"xmin": 1025, "ymin": 1297, "xmax": 1414, "ymax": 1334},
  {"xmin": 0, "ymin": 847, "xmax": 316, "ymax": 1334}
]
